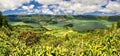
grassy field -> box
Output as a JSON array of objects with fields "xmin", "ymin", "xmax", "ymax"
[
  {"xmin": 45, "ymin": 19, "xmax": 114, "ymax": 32},
  {"xmin": 8, "ymin": 19, "xmax": 114, "ymax": 32},
  {"xmin": 8, "ymin": 22, "xmax": 41, "ymax": 27}
]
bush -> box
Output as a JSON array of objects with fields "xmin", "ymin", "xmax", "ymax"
[
  {"xmin": 19, "ymin": 31, "xmax": 39, "ymax": 46},
  {"xmin": 117, "ymin": 20, "xmax": 120, "ymax": 28},
  {"xmin": 0, "ymin": 11, "xmax": 12, "ymax": 30}
]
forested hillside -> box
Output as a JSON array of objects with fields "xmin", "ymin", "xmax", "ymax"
[
  {"xmin": 6, "ymin": 15, "xmax": 120, "ymax": 22},
  {"xmin": 6, "ymin": 14, "xmax": 120, "ymax": 32}
]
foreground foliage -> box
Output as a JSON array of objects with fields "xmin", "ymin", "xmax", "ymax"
[{"xmin": 0, "ymin": 24, "xmax": 120, "ymax": 56}]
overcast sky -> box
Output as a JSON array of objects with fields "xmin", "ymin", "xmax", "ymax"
[{"xmin": 0, "ymin": 0, "xmax": 120, "ymax": 15}]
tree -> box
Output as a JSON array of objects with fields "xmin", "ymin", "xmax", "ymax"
[
  {"xmin": 0, "ymin": 11, "xmax": 3, "ymax": 27},
  {"xmin": 0, "ymin": 11, "xmax": 2, "ymax": 16},
  {"xmin": 117, "ymin": 20, "xmax": 120, "ymax": 28},
  {"xmin": 0, "ymin": 11, "xmax": 10, "ymax": 28},
  {"xmin": 66, "ymin": 14, "xmax": 74, "ymax": 19}
]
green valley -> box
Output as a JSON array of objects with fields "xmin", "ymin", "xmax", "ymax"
[{"xmin": 0, "ymin": 13, "xmax": 120, "ymax": 56}]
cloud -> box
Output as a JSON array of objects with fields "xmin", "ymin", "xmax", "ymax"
[
  {"xmin": 21, "ymin": 4, "xmax": 37, "ymax": 14},
  {"xmin": 107, "ymin": 1, "xmax": 120, "ymax": 12},
  {"xmin": 72, "ymin": 0, "xmax": 108, "ymax": 6},
  {"xmin": 35, "ymin": 0, "xmax": 109, "ymax": 15},
  {"xmin": 98, "ymin": 9, "xmax": 112, "ymax": 13},
  {"xmin": 22, "ymin": 4, "xmax": 34, "ymax": 10},
  {"xmin": 35, "ymin": 0, "xmax": 62, "ymax": 4},
  {"xmin": 1, "ymin": 0, "xmax": 120, "ymax": 15},
  {"xmin": 58, "ymin": 2, "xmax": 101, "ymax": 14},
  {"xmin": 98, "ymin": 1, "xmax": 120, "ymax": 15},
  {"xmin": 0, "ymin": 0, "xmax": 30, "ymax": 11}
]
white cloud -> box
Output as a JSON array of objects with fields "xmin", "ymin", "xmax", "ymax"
[
  {"xmin": 36, "ymin": 0, "xmax": 108, "ymax": 6},
  {"xmin": 0, "ymin": 0, "xmax": 30, "ymax": 11},
  {"xmin": 66, "ymin": 3, "xmax": 100, "ymax": 14},
  {"xmin": 98, "ymin": 1, "xmax": 120, "ymax": 15},
  {"xmin": 1, "ymin": 0, "xmax": 120, "ymax": 15},
  {"xmin": 22, "ymin": 6, "xmax": 29, "ymax": 10},
  {"xmin": 35, "ymin": 0, "xmax": 109, "ymax": 15},
  {"xmin": 106, "ymin": 1, "xmax": 120, "ymax": 12},
  {"xmin": 98, "ymin": 9, "xmax": 112, "ymax": 13},
  {"xmin": 35, "ymin": 0, "xmax": 62, "ymax": 4},
  {"xmin": 21, "ymin": 4, "xmax": 35, "ymax": 14},
  {"xmin": 22, "ymin": 4, "xmax": 34, "ymax": 10},
  {"xmin": 41, "ymin": 5, "xmax": 54, "ymax": 14},
  {"xmin": 29, "ymin": 5, "xmax": 34, "ymax": 9}
]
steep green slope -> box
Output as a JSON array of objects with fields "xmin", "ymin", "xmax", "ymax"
[{"xmin": 0, "ymin": 22, "xmax": 120, "ymax": 56}]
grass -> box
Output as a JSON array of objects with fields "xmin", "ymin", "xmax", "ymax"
[
  {"xmin": 0, "ymin": 25, "xmax": 120, "ymax": 56},
  {"xmin": 8, "ymin": 22, "xmax": 41, "ymax": 27},
  {"xmin": 45, "ymin": 19, "xmax": 114, "ymax": 32}
]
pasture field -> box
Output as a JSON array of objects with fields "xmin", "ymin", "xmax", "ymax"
[{"xmin": 45, "ymin": 19, "xmax": 114, "ymax": 32}]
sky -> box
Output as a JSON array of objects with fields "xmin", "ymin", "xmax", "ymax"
[{"xmin": 0, "ymin": 0, "xmax": 120, "ymax": 15}]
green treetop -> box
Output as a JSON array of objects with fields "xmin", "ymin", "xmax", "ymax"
[{"xmin": 0, "ymin": 11, "xmax": 10, "ymax": 28}]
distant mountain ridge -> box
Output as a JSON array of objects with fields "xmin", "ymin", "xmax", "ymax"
[{"xmin": 6, "ymin": 15, "xmax": 120, "ymax": 22}]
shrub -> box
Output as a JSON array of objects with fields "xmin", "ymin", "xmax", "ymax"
[
  {"xmin": 117, "ymin": 20, "xmax": 120, "ymax": 28},
  {"xmin": 0, "ymin": 11, "xmax": 12, "ymax": 30},
  {"xmin": 19, "ymin": 31, "xmax": 39, "ymax": 46}
]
